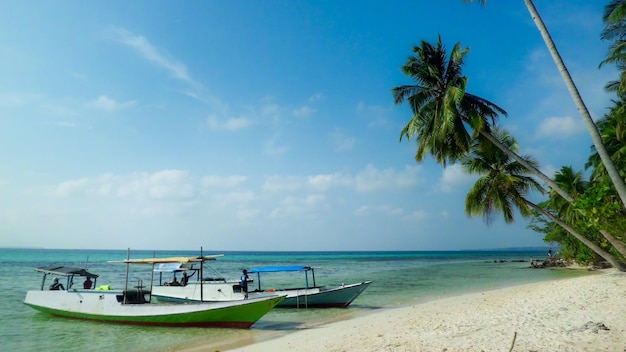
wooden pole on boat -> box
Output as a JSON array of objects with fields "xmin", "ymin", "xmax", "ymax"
[
  {"xmin": 149, "ymin": 251, "xmax": 155, "ymax": 302},
  {"xmin": 200, "ymin": 246, "xmax": 204, "ymax": 302},
  {"xmin": 124, "ymin": 248, "xmax": 130, "ymax": 304},
  {"xmin": 304, "ymin": 267, "xmax": 309, "ymax": 309}
]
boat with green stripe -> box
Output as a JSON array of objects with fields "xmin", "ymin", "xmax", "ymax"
[{"xmin": 23, "ymin": 250, "xmax": 285, "ymax": 328}]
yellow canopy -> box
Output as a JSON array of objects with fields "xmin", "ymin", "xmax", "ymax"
[{"xmin": 109, "ymin": 254, "xmax": 223, "ymax": 264}]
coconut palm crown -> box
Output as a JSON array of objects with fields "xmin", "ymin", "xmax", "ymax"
[
  {"xmin": 461, "ymin": 128, "xmax": 545, "ymax": 225},
  {"xmin": 392, "ymin": 36, "xmax": 507, "ymax": 166}
]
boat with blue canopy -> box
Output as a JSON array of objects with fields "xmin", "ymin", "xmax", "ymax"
[{"xmin": 247, "ymin": 265, "xmax": 373, "ymax": 308}]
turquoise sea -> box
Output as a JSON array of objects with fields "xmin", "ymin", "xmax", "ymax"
[{"xmin": 1, "ymin": 248, "xmax": 592, "ymax": 352}]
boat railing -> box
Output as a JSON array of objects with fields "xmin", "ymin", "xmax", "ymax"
[
  {"xmin": 116, "ymin": 290, "xmax": 151, "ymax": 304},
  {"xmin": 201, "ymin": 277, "xmax": 226, "ymax": 282},
  {"xmin": 295, "ymin": 288, "xmax": 308, "ymax": 309}
]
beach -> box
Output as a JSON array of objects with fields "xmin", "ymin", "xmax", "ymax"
[{"xmin": 195, "ymin": 269, "xmax": 626, "ymax": 352}]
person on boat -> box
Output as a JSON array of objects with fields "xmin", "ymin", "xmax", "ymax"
[
  {"xmin": 83, "ymin": 277, "xmax": 93, "ymax": 289},
  {"xmin": 181, "ymin": 271, "xmax": 195, "ymax": 286},
  {"xmin": 240, "ymin": 269, "xmax": 249, "ymax": 299},
  {"xmin": 49, "ymin": 278, "xmax": 64, "ymax": 290},
  {"xmin": 170, "ymin": 276, "xmax": 181, "ymax": 286}
]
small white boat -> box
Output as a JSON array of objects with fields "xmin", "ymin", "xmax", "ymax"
[
  {"xmin": 23, "ymin": 251, "xmax": 285, "ymax": 328},
  {"xmin": 247, "ymin": 265, "xmax": 373, "ymax": 308},
  {"xmin": 151, "ymin": 259, "xmax": 372, "ymax": 309}
]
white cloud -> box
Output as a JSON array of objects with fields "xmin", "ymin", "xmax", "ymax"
[
  {"xmin": 264, "ymin": 138, "xmax": 290, "ymax": 156},
  {"xmin": 0, "ymin": 94, "xmax": 39, "ymax": 107},
  {"xmin": 49, "ymin": 178, "xmax": 90, "ymax": 197},
  {"xmin": 354, "ymin": 164, "xmax": 420, "ymax": 192},
  {"xmin": 293, "ymin": 106, "xmax": 315, "ymax": 117},
  {"xmin": 307, "ymin": 173, "xmax": 351, "ymax": 191},
  {"xmin": 308, "ymin": 93, "xmax": 324, "ymax": 103},
  {"xmin": 217, "ymin": 191, "xmax": 255, "ymax": 204},
  {"xmin": 48, "ymin": 170, "xmax": 196, "ymax": 201},
  {"xmin": 146, "ymin": 170, "xmax": 195, "ymax": 200},
  {"xmin": 405, "ymin": 210, "xmax": 429, "ymax": 220},
  {"xmin": 113, "ymin": 27, "xmax": 193, "ymax": 84},
  {"xmin": 206, "ymin": 114, "xmax": 253, "ymax": 130},
  {"xmin": 88, "ymin": 96, "xmax": 136, "ymax": 112},
  {"xmin": 353, "ymin": 204, "xmax": 406, "ymax": 217},
  {"xmin": 265, "ymin": 165, "xmax": 420, "ymax": 194},
  {"xmin": 535, "ymin": 116, "xmax": 586, "ymax": 139},
  {"xmin": 263, "ymin": 176, "xmax": 303, "ymax": 192},
  {"xmin": 435, "ymin": 164, "xmax": 475, "ymax": 193},
  {"xmin": 329, "ymin": 130, "xmax": 356, "ymax": 152},
  {"xmin": 303, "ymin": 194, "xmax": 325, "ymax": 205}
]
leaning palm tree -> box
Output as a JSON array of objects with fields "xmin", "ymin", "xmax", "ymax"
[
  {"xmin": 392, "ymin": 36, "xmax": 574, "ymax": 202},
  {"xmin": 464, "ymin": 0, "xmax": 626, "ymax": 215},
  {"xmin": 462, "ymin": 128, "xmax": 626, "ymax": 271}
]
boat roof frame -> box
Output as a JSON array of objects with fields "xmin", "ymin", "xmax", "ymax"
[
  {"xmin": 109, "ymin": 254, "xmax": 224, "ymax": 265},
  {"xmin": 35, "ymin": 265, "xmax": 99, "ymax": 278},
  {"xmin": 248, "ymin": 265, "xmax": 313, "ymax": 273}
]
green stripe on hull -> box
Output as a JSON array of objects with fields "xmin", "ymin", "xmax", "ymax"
[{"xmin": 25, "ymin": 296, "xmax": 283, "ymax": 328}]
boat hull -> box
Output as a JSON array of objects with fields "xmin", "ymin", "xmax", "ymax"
[
  {"xmin": 153, "ymin": 281, "xmax": 373, "ymax": 308},
  {"xmin": 152, "ymin": 281, "xmax": 250, "ymax": 302},
  {"xmin": 269, "ymin": 281, "xmax": 373, "ymax": 308},
  {"xmin": 24, "ymin": 289, "xmax": 284, "ymax": 328}
]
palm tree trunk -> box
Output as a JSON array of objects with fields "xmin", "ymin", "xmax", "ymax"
[
  {"xmin": 479, "ymin": 129, "xmax": 626, "ymax": 258},
  {"xmin": 526, "ymin": 200, "xmax": 626, "ymax": 271},
  {"xmin": 599, "ymin": 230, "xmax": 626, "ymax": 259},
  {"xmin": 478, "ymin": 130, "xmax": 574, "ymax": 202},
  {"xmin": 524, "ymin": 0, "xmax": 626, "ymax": 211}
]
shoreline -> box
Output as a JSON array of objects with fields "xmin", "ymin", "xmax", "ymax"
[{"xmin": 181, "ymin": 268, "xmax": 625, "ymax": 352}]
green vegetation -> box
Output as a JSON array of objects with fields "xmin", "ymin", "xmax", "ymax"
[{"xmin": 393, "ymin": 0, "xmax": 626, "ymax": 270}]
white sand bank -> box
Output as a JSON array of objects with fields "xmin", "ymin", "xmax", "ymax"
[{"xmin": 221, "ymin": 270, "xmax": 625, "ymax": 352}]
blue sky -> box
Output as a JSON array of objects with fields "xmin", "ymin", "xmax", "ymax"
[{"xmin": 0, "ymin": 1, "xmax": 615, "ymax": 251}]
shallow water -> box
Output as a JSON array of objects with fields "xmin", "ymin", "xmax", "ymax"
[{"xmin": 1, "ymin": 248, "xmax": 590, "ymax": 352}]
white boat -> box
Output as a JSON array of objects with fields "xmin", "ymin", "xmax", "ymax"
[
  {"xmin": 247, "ymin": 265, "xmax": 373, "ymax": 308},
  {"xmin": 23, "ymin": 251, "xmax": 285, "ymax": 328},
  {"xmin": 150, "ymin": 254, "xmax": 261, "ymax": 303},
  {"xmin": 151, "ymin": 258, "xmax": 372, "ymax": 308}
]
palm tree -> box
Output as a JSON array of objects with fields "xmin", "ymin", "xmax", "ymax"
[
  {"xmin": 462, "ymin": 128, "xmax": 626, "ymax": 271},
  {"xmin": 538, "ymin": 167, "xmax": 624, "ymax": 260},
  {"xmin": 544, "ymin": 166, "xmax": 588, "ymax": 222},
  {"xmin": 463, "ymin": 128, "xmax": 544, "ymax": 224},
  {"xmin": 392, "ymin": 36, "xmax": 575, "ymax": 202},
  {"xmin": 600, "ymin": 0, "xmax": 626, "ymax": 95},
  {"xmin": 464, "ymin": 0, "xmax": 626, "ymax": 216},
  {"xmin": 586, "ymin": 100, "xmax": 626, "ymax": 180}
]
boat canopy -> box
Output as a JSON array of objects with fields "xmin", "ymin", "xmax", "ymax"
[
  {"xmin": 35, "ymin": 265, "xmax": 99, "ymax": 278},
  {"xmin": 248, "ymin": 265, "xmax": 312, "ymax": 273},
  {"xmin": 153, "ymin": 262, "xmax": 194, "ymax": 273},
  {"xmin": 109, "ymin": 255, "xmax": 224, "ymax": 265}
]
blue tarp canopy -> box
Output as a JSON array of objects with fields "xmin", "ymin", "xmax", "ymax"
[{"xmin": 248, "ymin": 265, "xmax": 311, "ymax": 273}]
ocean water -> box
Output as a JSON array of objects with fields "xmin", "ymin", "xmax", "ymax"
[{"xmin": 1, "ymin": 248, "xmax": 592, "ymax": 352}]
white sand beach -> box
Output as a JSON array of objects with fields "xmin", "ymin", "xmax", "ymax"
[{"xmin": 198, "ymin": 269, "xmax": 626, "ymax": 352}]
